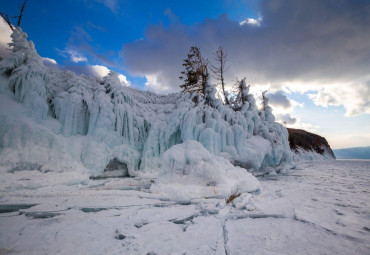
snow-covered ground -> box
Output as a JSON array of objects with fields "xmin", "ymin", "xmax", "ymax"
[{"xmin": 1, "ymin": 159, "xmax": 369, "ymax": 255}]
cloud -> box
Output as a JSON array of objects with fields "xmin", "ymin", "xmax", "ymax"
[
  {"xmin": 65, "ymin": 49, "xmax": 87, "ymax": 63},
  {"xmin": 89, "ymin": 64, "xmax": 130, "ymax": 86},
  {"xmin": 274, "ymin": 111, "xmax": 319, "ymax": 133},
  {"xmin": 240, "ymin": 17, "xmax": 262, "ymax": 26},
  {"xmin": 0, "ymin": 19, "xmax": 12, "ymax": 58},
  {"xmin": 89, "ymin": 64, "xmax": 110, "ymax": 77},
  {"xmin": 144, "ymin": 73, "xmax": 173, "ymax": 93},
  {"xmin": 267, "ymin": 91, "xmax": 291, "ymax": 109},
  {"xmin": 62, "ymin": 64, "xmax": 130, "ymax": 86},
  {"xmin": 308, "ymin": 81, "xmax": 370, "ymax": 116},
  {"xmin": 86, "ymin": 22, "xmax": 107, "ymax": 32},
  {"xmin": 42, "ymin": 57, "xmax": 57, "ymax": 65},
  {"xmin": 290, "ymin": 120, "xmax": 320, "ymax": 133},
  {"xmin": 66, "ymin": 25, "xmax": 114, "ymax": 67},
  {"xmin": 117, "ymin": 74, "xmax": 130, "ymax": 86},
  {"xmin": 120, "ymin": 0, "xmax": 370, "ymax": 115},
  {"xmin": 266, "ymin": 91, "xmax": 303, "ymax": 126},
  {"xmin": 275, "ymin": 113, "xmax": 296, "ymax": 125},
  {"xmin": 93, "ymin": 0, "xmax": 119, "ymax": 13}
]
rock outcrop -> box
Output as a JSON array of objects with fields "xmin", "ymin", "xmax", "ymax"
[{"xmin": 287, "ymin": 128, "xmax": 335, "ymax": 159}]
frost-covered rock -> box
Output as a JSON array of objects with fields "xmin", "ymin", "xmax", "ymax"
[
  {"xmin": 0, "ymin": 28, "xmax": 292, "ymax": 183},
  {"xmin": 150, "ymin": 141, "xmax": 261, "ymax": 201}
]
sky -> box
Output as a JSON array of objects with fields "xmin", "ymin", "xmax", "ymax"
[{"xmin": 0, "ymin": 0, "xmax": 369, "ymax": 149}]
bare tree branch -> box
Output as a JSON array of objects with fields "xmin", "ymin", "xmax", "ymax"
[
  {"xmin": 17, "ymin": 0, "xmax": 28, "ymax": 27},
  {"xmin": 0, "ymin": 12, "xmax": 14, "ymax": 31},
  {"xmin": 0, "ymin": 0, "xmax": 28, "ymax": 31}
]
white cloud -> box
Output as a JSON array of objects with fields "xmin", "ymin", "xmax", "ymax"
[
  {"xmin": 42, "ymin": 57, "xmax": 57, "ymax": 65},
  {"xmin": 240, "ymin": 16, "xmax": 262, "ymax": 27},
  {"xmin": 89, "ymin": 64, "xmax": 130, "ymax": 86},
  {"xmin": 66, "ymin": 49, "xmax": 87, "ymax": 63},
  {"xmin": 90, "ymin": 64, "xmax": 110, "ymax": 77},
  {"xmin": 307, "ymin": 82, "xmax": 370, "ymax": 117},
  {"xmin": 281, "ymin": 80, "xmax": 370, "ymax": 117},
  {"xmin": 289, "ymin": 119, "xmax": 320, "ymax": 133},
  {"xmin": 118, "ymin": 74, "xmax": 130, "ymax": 86},
  {"xmin": 145, "ymin": 73, "xmax": 172, "ymax": 93}
]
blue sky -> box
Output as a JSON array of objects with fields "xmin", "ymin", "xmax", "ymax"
[
  {"xmin": 0, "ymin": 0, "xmax": 369, "ymax": 149},
  {"xmin": 0, "ymin": 0, "xmax": 259, "ymax": 86}
]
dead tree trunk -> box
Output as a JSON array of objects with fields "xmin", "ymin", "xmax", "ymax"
[{"xmin": 211, "ymin": 46, "xmax": 230, "ymax": 105}]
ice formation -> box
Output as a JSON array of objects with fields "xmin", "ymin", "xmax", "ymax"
[
  {"xmin": 150, "ymin": 140, "xmax": 261, "ymax": 201},
  {"xmin": 0, "ymin": 28, "xmax": 292, "ymax": 198}
]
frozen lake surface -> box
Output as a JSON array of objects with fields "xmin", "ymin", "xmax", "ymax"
[{"xmin": 0, "ymin": 160, "xmax": 369, "ymax": 254}]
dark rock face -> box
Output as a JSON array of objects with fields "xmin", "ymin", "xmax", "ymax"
[{"xmin": 287, "ymin": 128, "xmax": 335, "ymax": 159}]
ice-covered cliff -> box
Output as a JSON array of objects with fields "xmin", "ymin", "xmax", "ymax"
[{"xmin": 0, "ymin": 28, "xmax": 292, "ymax": 198}]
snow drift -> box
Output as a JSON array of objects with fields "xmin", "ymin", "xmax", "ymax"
[{"xmin": 0, "ymin": 28, "xmax": 292, "ymax": 198}]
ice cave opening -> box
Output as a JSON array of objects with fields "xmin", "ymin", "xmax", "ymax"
[{"xmin": 90, "ymin": 158, "xmax": 130, "ymax": 179}]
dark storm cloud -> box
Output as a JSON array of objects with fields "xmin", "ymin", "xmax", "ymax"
[{"xmin": 120, "ymin": 0, "xmax": 370, "ymax": 93}]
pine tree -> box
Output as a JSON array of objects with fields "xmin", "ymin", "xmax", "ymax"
[
  {"xmin": 231, "ymin": 77, "xmax": 247, "ymax": 110},
  {"xmin": 231, "ymin": 77, "xmax": 257, "ymax": 112},
  {"xmin": 179, "ymin": 46, "xmax": 209, "ymax": 96}
]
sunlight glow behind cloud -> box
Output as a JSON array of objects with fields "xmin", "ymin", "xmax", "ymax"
[{"xmin": 239, "ymin": 17, "xmax": 262, "ymax": 26}]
